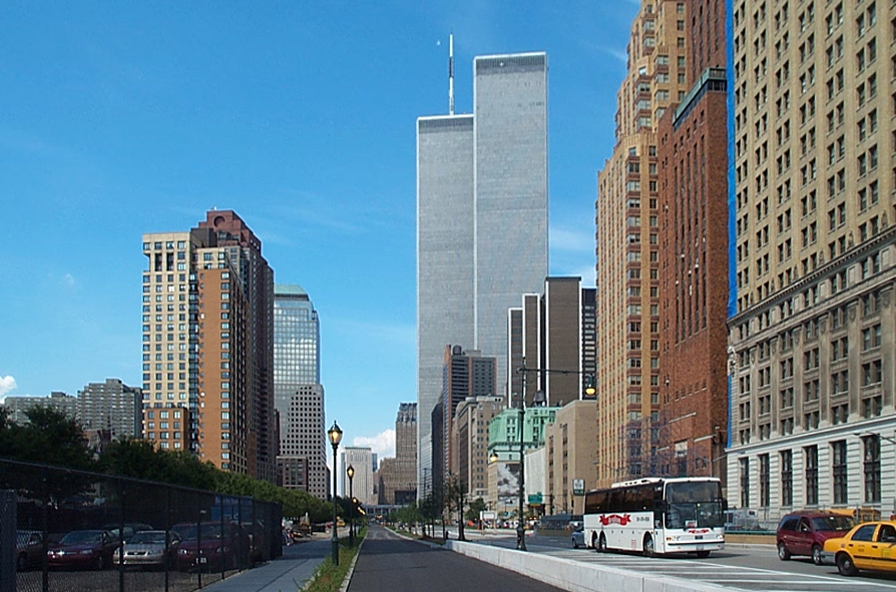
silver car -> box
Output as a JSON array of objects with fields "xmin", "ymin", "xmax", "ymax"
[
  {"xmin": 113, "ymin": 530, "xmax": 181, "ymax": 569},
  {"xmin": 571, "ymin": 525, "xmax": 585, "ymax": 549}
]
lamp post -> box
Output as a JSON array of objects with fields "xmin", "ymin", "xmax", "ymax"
[
  {"xmin": 327, "ymin": 421, "xmax": 343, "ymax": 565},
  {"xmin": 347, "ymin": 464, "xmax": 355, "ymax": 546}
]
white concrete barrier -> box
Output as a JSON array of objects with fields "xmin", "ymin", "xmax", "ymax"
[{"xmin": 444, "ymin": 540, "xmax": 730, "ymax": 592}]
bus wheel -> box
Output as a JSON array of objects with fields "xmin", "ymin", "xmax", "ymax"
[
  {"xmin": 597, "ymin": 533, "xmax": 607, "ymax": 553},
  {"xmin": 642, "ymin": 535, "xmax": 655, "ymax": 557}
]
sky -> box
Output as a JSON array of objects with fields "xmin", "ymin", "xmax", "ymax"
[{"xmin": 0, "ymin": 1, "xmax": 639, "ymax": 461}]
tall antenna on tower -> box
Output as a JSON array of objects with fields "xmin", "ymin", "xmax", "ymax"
[{"xmin": 448, "ymin": 32, "xmax": 455, "ymax": 115}]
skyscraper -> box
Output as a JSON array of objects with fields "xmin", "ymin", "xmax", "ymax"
[
  {"xmin": 596, "ymin": 1, "xmax": 690, "ymax": 487},
  {"xmin": 141, "ymin": 210, "xmax": 276, "ymax": 481},
  {"xmin": 432, "ymin": 345, "xmax": 497, "ymax": 491},
  {"xmin": 273, "ymin": 285, "xmax": 327, "ymax": 499},
  {"xmin": 341, "ymin": 446, "xmax": 376, "ymax": 507},
  {"xmin": 655, "ymin": 0, "xmax": 729, "ymax": 483},
  {"xmin": 507, "ymin": 278, "xmax": 595, "ymax": 408},
  {"xmin": 726, "ymin": 0, "xmax": 896, "ymax": 514},
  {"xmin": 417, "ymin": 51, "xmax": 548, "ymax": 495}
]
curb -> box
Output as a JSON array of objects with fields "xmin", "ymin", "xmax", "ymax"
[{"xmin": 338, "ymin": 537, "xmax": 365, "ymax": 592}]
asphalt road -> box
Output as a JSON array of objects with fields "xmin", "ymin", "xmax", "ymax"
[
  {"xmin": 472, "ymin": 530, "xmax": 896, "ymax": 592},
  {"xmin": 347, "ymin": 525, "xmax": 567, "ymax": 592}
]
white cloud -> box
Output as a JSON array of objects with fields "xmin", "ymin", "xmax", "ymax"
[
  {"xmin": 0, "ymin": 375, "xmax": 17, "ymax": 397},
  {"xmin": 353, "ymin": 429, "xmax": 395, "ymax": 459},
  {"xmin": 62, "ymin": 273, "xmax": 76, "ymax": 286}
]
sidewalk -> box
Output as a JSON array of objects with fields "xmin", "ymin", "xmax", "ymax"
[{"xmin": 201, "ymin": 535, "xmax": 330, "ymax": 592}]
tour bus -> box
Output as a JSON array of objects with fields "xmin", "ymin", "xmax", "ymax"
[{"xmin": 583, "ymin": 476, "xmax": 725, "ymax": 557}]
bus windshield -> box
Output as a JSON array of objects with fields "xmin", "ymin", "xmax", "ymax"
[{"xmin": 664, "ymin": 481, "xmax": 725, "ymax": 529}]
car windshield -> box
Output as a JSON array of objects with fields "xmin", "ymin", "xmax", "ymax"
[
  {"xmin": 60, "ymin": 531, "xmax": 103, "ymax": 544},
  {"xmin": 174, "ymin": 524, "xmax": 223, "ymax": 541},
  {"xmin": 811, "ymin": 515, "xmax": 854, "ymax": 531},
  {"xmin": 128, "ymin": 531, "xmax": 168, "ymax": 544}
]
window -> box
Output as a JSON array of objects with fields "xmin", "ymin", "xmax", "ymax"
[
  {"xmin": 863, "ymin": 435, "xmax": 881, "ymax": 504},
  {"xmin": 740, "ymin": 458, "xmax": 750, "ymax": 508},
  {"xmin": 759, "ymin": 454, "xmax": 770, "ymax": 507},
  {"xmin": 805, "ymin": 445, "xmax": 818, "ymax": 505},
  {"xmin": 781, "ymin": 450, "xmax": 793, "ymax": 507},
  {"xmin": 832, "ymin": 440, "xmax": 848, "ymax": 504}
]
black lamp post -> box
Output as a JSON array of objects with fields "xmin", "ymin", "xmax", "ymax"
[
  {"xmin": 327, "ymin": 421, "xmax": 343, "ymax": 565},
  {"xmin": 347, "ymin": 464, "xmax": 355, "ymax": 546}
]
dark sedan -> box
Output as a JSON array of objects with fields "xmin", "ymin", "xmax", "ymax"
[
  {"xmin": 47, "ymin": 530, "xmax": 118, "ymax": 570},
  {"xmin": 172, "ymin": 522, "xmax": 246, "ymax": 572}
]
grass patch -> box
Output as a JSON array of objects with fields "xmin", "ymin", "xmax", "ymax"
[{"xmin": 303, "ymin": 527, "xmax": 366, "ymax": 592}]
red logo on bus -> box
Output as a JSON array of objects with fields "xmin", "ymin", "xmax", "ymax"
[
  {"xmin": 688, "ymin": 528, "xmax": 710, "ymax": 534},
  {"xmin": 599, "ymin": 514, "xmax": 632, "ymax": 526}
]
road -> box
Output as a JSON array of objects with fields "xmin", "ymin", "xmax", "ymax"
[
  {"xmin": 347, "ymin": 525, "xmax": 567, "ymax": 592},
  {"xmin": 461, "ymin": 529, "xmax": 896, "ymax": 592}
]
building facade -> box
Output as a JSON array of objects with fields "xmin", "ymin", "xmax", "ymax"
[
  {"xmin": 596, "ymin": 0, "xmax": 691, "ymax": 487},
  {"xmin": 544, "ymin": 400, "xmax": 599, "ymax": 515},
  {"xmin": 141, "ymin": 211, "xmax": 276, "ymax": 481},
  {"xmin": 451, "ymin": 395, "xmax": 505, "ymax": 500},
  {"xmin": 273, "ymin": 285, "xmax": 327, "ymax": 499},
  {"xmin": 654, "ymin": 0, "xmax": 730, "ymax": 485},
  {"xmin": 417, "ymin": 52, "xmax": 549, "ymax": 496},
  {"xmin": 342, "ymin": 447, "xmax": 376, "ymax": 507},
  {"xmin": 3, "ymin": 379, "xmax": 142, "ymax": 439},
  {"xmin": 433, "ymin": 345, "xmax": 497, "ymax": 489},
  {"xmin": 726, "ymin": 0, "xmax": 896, "ymax": 520},
  {"xmin": 486, "ymin": 406, "xmax": 557, "ymax": 510}
]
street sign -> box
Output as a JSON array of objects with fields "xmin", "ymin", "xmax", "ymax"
[
  {"xmin": 527, "ymin": 493, "xmax": 543, "ymax": 505},
  {"xmin": 573, "ymin": 478, "xmax": 585, "ymax": 495}
]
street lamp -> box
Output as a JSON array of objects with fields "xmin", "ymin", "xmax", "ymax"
[
  {"xmin": 347, "ymin": 464, "xmax": 355, "ymax": 546},
  {"xmin": 327, "ymin": 421, "xmax": 343, "ymax": 565}
]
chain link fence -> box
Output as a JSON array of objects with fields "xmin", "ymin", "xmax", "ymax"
[{"xmin": 0, "ymin": 458, "xmax": 282, "ymax": 592}]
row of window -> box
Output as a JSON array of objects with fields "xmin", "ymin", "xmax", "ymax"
[{"xmin": 742, "ymin": 435, "xmax": 882, "ymax": 509}]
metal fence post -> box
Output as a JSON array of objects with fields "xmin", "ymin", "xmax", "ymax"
[{"xmin": 0, "ymin": 490, "xmax": 15, "ymax": 592}]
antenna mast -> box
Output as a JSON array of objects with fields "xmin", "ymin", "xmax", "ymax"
[{"xmin": 448, "ymin": 33, "xmax": 455, "ymax": 115}]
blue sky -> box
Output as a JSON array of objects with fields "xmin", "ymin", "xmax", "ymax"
[{"xmin": 0, "ymin": 1, "xmax": 638, "ymax": 460}]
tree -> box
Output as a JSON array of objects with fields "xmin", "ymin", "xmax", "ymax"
[
  {"xmin": 465, "ymin": 497, "xmax": 487, "ymax": 523},
  {"xmin": 100, "ymin": 438, "xmax": 219, "ymax": 490},
  {"xmin": 0, "ymin": 406, "xmax": 98, "ymax": 502},
  {"xmin": 444, "ymin": 474, "xmax": 468, "ymax": 541}
]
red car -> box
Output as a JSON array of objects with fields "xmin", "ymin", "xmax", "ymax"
[
  {"xmin": 47, "ymin": 530, "xmax": 118, "ymax": 570},
  {"xmin": 172, "ymin": 522, "xmax": 247, "ymax": 572},
  {"xmin": 776, "ymin": 511, "xmax": 855, "ymax": 565}
]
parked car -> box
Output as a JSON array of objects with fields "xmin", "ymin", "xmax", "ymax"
[
  {"xmin": 824, "ymin": 520, "xmax": 896, "ymax": 576},
  {"xmin": 16, "ymin": 530, "xmax": 44, "ymax": 571},
  {"xmin": 112, "ymin": 530, "xmax": 181, "ymax": 569},
  {"xmin": 47, "ymin": 530, "xmax": 118, "ymax": 570},
  {"xmin": 776, "ymin": 511, "xmax": 854, "ymax": 565},
  {"xmin": 571, "ymin": 525, "xmax": 585, "ymax": 549},
  {"xmin": 102, "ymin": 522, "xmax": 154, "ymax": 542},
  {"xmin": 171, "ymin": 521, "xmax": 247, "ymax": 572}
]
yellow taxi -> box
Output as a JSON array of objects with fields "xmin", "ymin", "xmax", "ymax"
[{"xmin": 824, "ymin": 520, "xmax": 896, "ymax": 576}]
